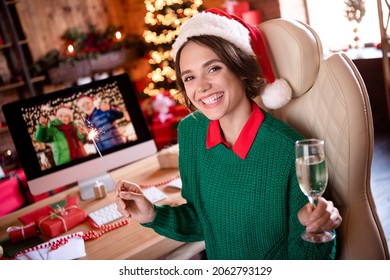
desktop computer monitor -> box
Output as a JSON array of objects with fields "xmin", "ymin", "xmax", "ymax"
[{"xmin": 2, "ymin": 74, "xmax": 157, "ymax": 200}]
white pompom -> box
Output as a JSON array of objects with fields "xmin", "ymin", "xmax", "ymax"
[{"xmin": 261, "ymin": 79, "xmax": 292, "ymax": 109}]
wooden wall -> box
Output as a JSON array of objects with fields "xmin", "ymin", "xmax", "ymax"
[
  {"xmin": 16, "ymin": 0, "xmax": 225, "ymax": 62},
  {"xmin": 17, "ymin": 0, "xmax": 109, "ymax": 61},
  {"xmin": 15, "ymin": 0, "xmax": 308, "ymax": 62}
]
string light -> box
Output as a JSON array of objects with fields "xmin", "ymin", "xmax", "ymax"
[
  {"xmin": 143, "ymin": 0, "xmax": 203, "ymax": 96},
  {"xmin": 67, "ymin": 44, "xmax": 75, "ymax": 54},
  {"xmin": 115, "ymin": 31, "xmax": 122, "ymax": 40}
]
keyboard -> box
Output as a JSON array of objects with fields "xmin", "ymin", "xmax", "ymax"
[
  {"xmin": 87, "ymin": 187, "xmax": 167, "ymax": 227},
  {"xmin": 142, "ymin": 186, "xmax": 167, "ymax": 203},
  {"xmin": 87, "ymin": 202, "xmax": 124, "ymax": 227}
]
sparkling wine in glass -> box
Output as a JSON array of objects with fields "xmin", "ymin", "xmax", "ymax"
[{"xmin": 295, "ymin": 139, "xmax": 335, "ymax": 243}]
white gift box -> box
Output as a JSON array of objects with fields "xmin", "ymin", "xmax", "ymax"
[{"xmin": 157, "ymin": 144, "xmax": 179, "ymax": 169}]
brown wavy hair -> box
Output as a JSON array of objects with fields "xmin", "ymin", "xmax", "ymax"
[{"xmin": 174, "ymin": 35, "xmax": 266, "ymax": 112}]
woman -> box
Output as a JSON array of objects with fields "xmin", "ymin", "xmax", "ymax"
[{"xmin": 115, "ymin": 9, "xmax": 342, "ymax": 260}]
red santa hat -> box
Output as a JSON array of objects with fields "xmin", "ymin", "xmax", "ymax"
[
  {"xmin": 172, "ymin": 8, "xmax": 291, "ymax": 109},
  {"xmin": 76, "ymin": 95, "xmax": 94, "ymax": 108},
  {"xmin": 55, "ymin": 106, "xmax": 73, "ymax": 120}
]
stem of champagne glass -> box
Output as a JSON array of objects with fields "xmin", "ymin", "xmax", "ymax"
[{"xmin": 308, "ymin": 196, "xmax": 316, "ymax": 205}]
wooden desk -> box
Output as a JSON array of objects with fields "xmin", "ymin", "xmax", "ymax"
[{"xmin": 0, "ymin": 154, "xmax": 186, "ymax": 259}]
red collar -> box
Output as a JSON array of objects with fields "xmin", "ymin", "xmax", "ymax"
[{"xmin": 206, "ymin": 102, "xmax": 264, "ymax": 159}]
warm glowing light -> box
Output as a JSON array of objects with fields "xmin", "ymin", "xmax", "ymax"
[
  {"xmin": 115, "ymin": 31, "xmax": 122, "ymax": 40},
  {"xmin": 67, "ymin": 44, "xmax": 74, "ymax": 54},
  {"xmin": 87, "ymin": 127, "xmax": 99, "ymax": 141},
  {"xmin": 143, "ymin": 0, "xmax": 203, "ymax": 96},
  {"xmin": 84, "ymin": 123, "xmax": 105, "ymax": 158}
]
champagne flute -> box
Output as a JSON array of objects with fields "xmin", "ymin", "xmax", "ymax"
[{"xmin": 295, "ymin": 139, "xmax": 335, "ymax": 243}]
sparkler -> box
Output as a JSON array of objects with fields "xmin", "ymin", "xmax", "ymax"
[
  {"xmin": 87, "ymin": 125, "xmax": 104, "ymax": 158},
  {"xmin": 80, "ymin": 116, "xmax": 116, "ymax": 199}
]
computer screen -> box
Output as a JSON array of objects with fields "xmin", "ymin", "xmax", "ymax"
[{"xmin": 2, "ymin": 74, "xmax": 157, "ymax": 200}]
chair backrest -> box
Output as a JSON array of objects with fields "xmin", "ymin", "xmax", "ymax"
[{"xmin": 257, "ymin": 18, "xmax": 390, "ymax": 260}]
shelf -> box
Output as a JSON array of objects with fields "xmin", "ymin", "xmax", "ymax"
[
  {"xmin": 0, "ymin": 0, "xmax": 37, "ymax": 97},
  {"xmin": 0, "ymin": 126, "xmax": 9, "ymax": 134},
  {"xmin": 0, "ymin": 75, "xmax": 45, "ymax": 92},
  {"xmin": 0, "ymin": 42, "xmax": 12, "ymax": 49},
  {"xmin": 0, "ymin": 39, "xmax": 28, "ymax": 50},
  {"xmin": 344, "ymin": 47, "xmax": 385, "ymax": 61},
  {"xmin": 48, "ymin": 49, "xmax": 136, "ymax": 84},
  {"xmin": 5, "ymin": 1, "xmax": 19, "ymax": 5}
]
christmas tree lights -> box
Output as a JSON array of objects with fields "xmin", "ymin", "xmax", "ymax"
[{"xmin": 143, "ymin": 0, "xmax": 204, "ymax": 96}]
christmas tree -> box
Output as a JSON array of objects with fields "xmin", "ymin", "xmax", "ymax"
[{"xmin": 143, "ymin": 0, "xmax": 205, "ymax": 97}]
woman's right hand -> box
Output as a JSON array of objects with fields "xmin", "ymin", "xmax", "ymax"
[{"xmin": 115, "ymin": 180, "xmax": 156, "ymax": 224}]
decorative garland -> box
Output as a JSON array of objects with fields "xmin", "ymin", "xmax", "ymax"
[
  {"xmin": 10, "ymin": 175, "xmax": 180, "ymax": 259},
  {"xmin": 83, "ymin": 218, "xmax": 129, "ymax": 241},
  {"xmin": 13, "ymin": 232, "xmax": 84, "ymax": 258},
  {"xmin": 138, "ymin": 174, "xmax": 180, "ymax": 188}
]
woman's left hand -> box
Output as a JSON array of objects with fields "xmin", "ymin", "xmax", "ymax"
[{"xmin": 298, "ymin": 197, "xmax": 342, "ymax": 233}]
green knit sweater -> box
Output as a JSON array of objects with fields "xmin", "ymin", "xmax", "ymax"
[{"xmin": 144, "ymin": 109, "xmax": 337, "ymax": 260}]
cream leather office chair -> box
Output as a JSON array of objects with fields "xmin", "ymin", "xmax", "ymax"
[{"xmin": 257, "ymin": 18, "xmax": 390, "ymax": 260}]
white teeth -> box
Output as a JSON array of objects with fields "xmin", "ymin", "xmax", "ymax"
[{"xmin": 201, "ymin": 93, "xmax": 223, "ymax": 105}]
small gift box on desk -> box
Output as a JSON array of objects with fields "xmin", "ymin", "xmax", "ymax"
[
  {"xmin": 18, "ymin": 196, "xmax": 87, "ymax": 238},
  {"xmin": 7, "ymin": 223, "xmax": 39, "ymax": 244},
  {"xmin": 38, "ymin": 205, "xmax": 86, "ymax": 238},
  {"xmin": 157, "ymin": 144, "xmax": 179, "ymax": 169}
]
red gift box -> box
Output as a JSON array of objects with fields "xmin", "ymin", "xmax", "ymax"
[
  {"xmin": 38, "ymin": 205, "xmax": 86, "ymax": 238},
  {"xmin": 0, "ymin": 170, "xmax": 26, "ymax": 217},
  {"xmin": 18, "ymin": 196, "xmax": 78, "ymax": 225},
  {"xmin": 7, "ymin": 222, "xmax": 39, "ymax": 244},
  {"xmin": 18, "ymin": 196, "xmax": 86, "ymax": 238},
  {"xmin": 151, "ymin": 121, "xmax": 174, "ymax": 150},
  {"xmin": 232, "ymin": 1, "xmax": 250, "ymax": 18}
]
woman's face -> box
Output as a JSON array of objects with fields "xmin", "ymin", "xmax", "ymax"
[{"xmin": 179, "ymin": 41, "xmax": 247, "ymax": 122}]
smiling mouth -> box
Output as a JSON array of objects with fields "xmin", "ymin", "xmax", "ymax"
[{"xmin": 200, "ymin": 93, "xmax": 224, "ymax": 105}]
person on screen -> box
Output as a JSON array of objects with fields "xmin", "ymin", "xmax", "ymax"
[
  {"xmin": 76, "ymin": 95, "xmax": 124, "ymax": 151},
  {"xmin": 115, "ymin": 9, "xmax": 342, "ymax": 260},
  {"xmin": 35, "ymin": 106, "xmax": 87, "ymax": 166}
]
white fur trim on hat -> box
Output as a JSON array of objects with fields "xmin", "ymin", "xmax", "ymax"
[
  {"xmin": 261, "ymin": 79, "xmax": 292, "ymax": 109},
  {"xmin": 76, "ymin": 96, "xmax": 93, "ymax": 108},
  {"xmin": 172, "ymin": 12, "xmax": 254, "ymax": 60},
  {"xmin": 56, "ymin": 106, "xmax": 73, "ymax": 119}
]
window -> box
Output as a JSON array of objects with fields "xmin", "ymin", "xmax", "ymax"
[{"xmin": 306, "ymin": 0, "xmax": 381, "ymax": 54}]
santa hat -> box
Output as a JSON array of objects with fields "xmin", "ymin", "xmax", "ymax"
[
  {"xmin": 56, "ymin": 106, "xmax": 73, "ymax": 120},
  {"xmin": 172, "ymin": 8, "xmax": 291, "ymax": 109},
  {"xmin": 76, "ymin": 95, "xmax": 94, "ymax": 108}
]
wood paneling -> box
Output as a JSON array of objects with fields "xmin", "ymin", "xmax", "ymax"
[
  {"xmin": 14, "ymin": 0, "xmax": 226, "ymax": 62},
  {"xmin": 16, "ymin": 0, "xmax": 110, "ymax": 61},
  {"xmin": 14, "ymin": 0, "xmax": 294, "ymax": 62}
]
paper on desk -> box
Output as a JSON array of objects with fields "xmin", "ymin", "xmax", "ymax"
[
  {"xmin": 166, "ymin": 178, "xmax": 182, "ymax": 189},
  {"xmin": 142, "ymin": 186, "xmax": 167, "ymax": 203}
]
